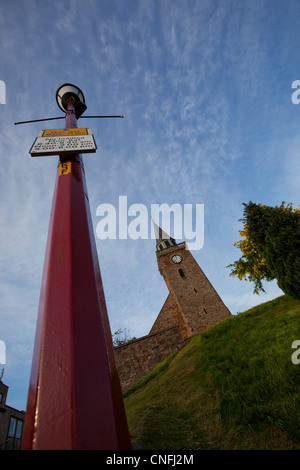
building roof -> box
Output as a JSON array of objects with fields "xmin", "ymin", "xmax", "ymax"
[{"xmin": 151, "ymin": 218, "xmax": 176, "ymax": 248}]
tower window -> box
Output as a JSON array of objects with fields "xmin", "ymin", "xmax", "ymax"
[
  {"xmin": 194, "ymin": 288, "xmax": 198, "ymax": 293},
  {"xmin": 165, "ymin": 240, "xmax": 170, "ymax": 247},
  {"xmin": 178, "ymin": 268, "xmax": 185, "ymax": 278},
  {"xmin": 203, "ymin": 307, "xmax": 208, "ymax": 315}
]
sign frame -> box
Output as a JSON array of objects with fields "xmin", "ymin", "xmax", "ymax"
[{"xmin": 29, "ymin": 128, "xmax": 97, "ymax": 157}]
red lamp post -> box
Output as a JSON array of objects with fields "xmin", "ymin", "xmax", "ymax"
[{"xmin": 22, "ymin": 85, "xmax": 131, "ymax": 450}]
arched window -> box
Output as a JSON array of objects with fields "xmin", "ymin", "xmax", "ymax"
[{"xmin": 178, "ymin": 268, "xmax": 185, "ymax": 278}]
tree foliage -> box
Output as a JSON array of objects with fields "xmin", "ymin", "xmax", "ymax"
[
  {"xmin": 228, "ymin": 202, "xmax": 300, "ymax": 299},
  {"xmin": 112, "ymin": 328, "xmax": 136, "ymax": 346}
]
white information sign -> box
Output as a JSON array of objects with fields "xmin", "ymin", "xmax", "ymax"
[{"xmin": 29, "ymin": 128, "xmax": 97, "ymax": 157}]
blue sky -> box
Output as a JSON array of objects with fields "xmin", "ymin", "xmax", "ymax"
[{"xmin": 0, "ymin": 0, "xmax": 300, "ymax": 410}]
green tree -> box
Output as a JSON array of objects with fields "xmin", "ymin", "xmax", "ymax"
[
  {"xmin": 228, "ymin": 202, "xmax": 300, "ymax": 299},
  {"xmin": 112, "ymin": 328, "xmax": 136, "ymax": 346}
]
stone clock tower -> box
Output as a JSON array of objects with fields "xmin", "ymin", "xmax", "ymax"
[
  {"xmin": 150, "ymin": 220, "xmax": 231, "ymax": 340},
  {"xmin": 114, "ymin": 221, "xmax": 232, "ymax": 391}
]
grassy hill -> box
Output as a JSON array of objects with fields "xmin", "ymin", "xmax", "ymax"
[{"xmin": 124, "ymin": 295, "xmax": 300, "ymax": 450}]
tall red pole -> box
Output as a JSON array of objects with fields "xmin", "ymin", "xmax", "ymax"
[{"xmin": 22, "ymin": 97, "xmax": 131, "ymax": 449}]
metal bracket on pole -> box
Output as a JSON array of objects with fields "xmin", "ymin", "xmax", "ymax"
[{"xmin": 14, "ymin": 115, "xmax": 124, "ymax": 125}]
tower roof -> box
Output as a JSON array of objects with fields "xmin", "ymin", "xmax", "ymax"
[{"xmin": 151, "ymin": 218, "xmax": 176, "ymax": 250}]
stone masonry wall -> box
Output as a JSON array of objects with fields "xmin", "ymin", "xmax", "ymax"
[
  {"xmin": 156, "ymin": 246, "xmax": 231, "ymax": 337},
  {"xmin": 114, "ymin": 326, "xmax": 185, "ymax": 392},
  {"xmin": 149, "ymin": 291, "xmax": 191, "ymax": 339},
  {"xmin": 115, "ymin": 244, "xmax": 231, "ymax": 392}
]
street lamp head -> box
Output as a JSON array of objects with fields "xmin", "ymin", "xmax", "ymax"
[{"xmin": 56, "ymin": 83, "xmax": 87, "ymax": 119}]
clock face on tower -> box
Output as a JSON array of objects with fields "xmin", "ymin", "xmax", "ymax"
[{"xmin": 171, "ymin": 254, "xmax": 182, "ymax": 264}]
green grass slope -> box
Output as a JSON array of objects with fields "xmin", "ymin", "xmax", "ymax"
[{"xmin": 124, "ymin": 295, "xmax": 300, "ymax": 450}]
